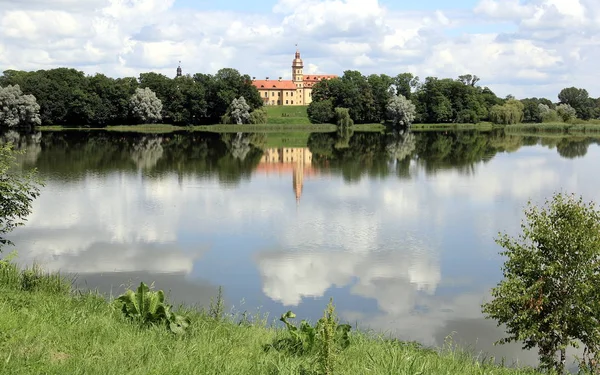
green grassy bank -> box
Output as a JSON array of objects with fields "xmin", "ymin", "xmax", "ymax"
[
  {"xmin": 0, "ymin": 261, "xmax": 544, "ymax": 375},
  {"xmin": 265, "ymin": 105, "xmax": 311, "ymax": 125},
  {"xmin": 504, "ymin": 121, "xmax": 600, "ymax": 136},
  {"xmin": 411, "ymin": 122, "xmax": 494, "ymax": 131}
]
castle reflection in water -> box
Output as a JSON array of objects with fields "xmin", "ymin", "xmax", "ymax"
[{"xmin": 257, "ymin": 148, "xmax": 316, "ymax": 202}]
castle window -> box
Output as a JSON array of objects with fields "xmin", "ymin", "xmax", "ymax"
[
  {"xmin": 291, "ymin": 100, "xmax": 294, "ymax": 104},
  {"xmin": 264, "ymin": 92, "xmax": 268, "ymax": 97},
  {"xmin": 272, "ymin": 92, "xmax": 275, "ymax": 96},
  {"xmin": 286, "ymin": 100, "xmax": 288, "ymax": 104}
]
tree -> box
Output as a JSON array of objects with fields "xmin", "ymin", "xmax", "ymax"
[
  {"xmin": 307, "ymin": 99, "xmax": 335, "ymax": 124},
  {"xmin": 229, "ymin": 96, "xmax": 250, "ymax": 124},
  {"xmin": 0, "ymin": 85, "xmax": 41, "ymax": 128},
  {"xmin": 334, "ymin": 107, "xmax": 353, "ymax": 128},
  {"xmin": 129, "ymin": 87, "xmax": 163, "ymax": 124},
  {"xmin": 386, "ymin": 94, "xmax": 416, "ymax": 127},
  {"xmin": 0, "ymin": 143, "xmax": 42, "ymax": 250},
  {"xmin": 482, "ymin": 192, "xmax": 600, "ymax": 374},
  {"xmin": 249, "ymin": 107, "xmax": 267, "ymax": 124},
  {"xmin": 558, "ymin": 87, "xmax": 591, "ymax": 120},
  {"xmin": 556, "ymin": 103, "xmax": 577, "ymax": 122},
  {"xmin": 393, "ymin": 73, "xmax": 420, "ymax": 98},
  {"xmin": 457, "ymin": 74, "xmax": 480, "ymax": 87},
  {"xmin": 538, "ymin": 104, "xmax": 560, "ymax": 123},
  {"xmin": 489, "ymin": 99, "xmax": 524, "ymax": 124}
]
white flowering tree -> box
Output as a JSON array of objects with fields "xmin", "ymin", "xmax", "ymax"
[
  {"xmin": 0, "ymin": 85, "xmax": 41, "ymax": 128},
  {"xmin": 386, "ymin": 94, "xmax": 416, "ymax": 127},
  {"xmin": 230, "ymin": 96, "xmax": 250, "ymax": 125},
  {"xmin": 129, "ymin": 87, "xmax": 163, "ymax": 124}
]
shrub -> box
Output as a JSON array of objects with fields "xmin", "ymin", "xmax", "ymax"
[
  {"xmin": 307, "ymin": 99, "xmax": 335, "ymax": 124},
  {"xmin": 116, "ymin": 282, "xmax": 190, "ymax": 334},
  {"xmin": 482, "ymin": 192, "xmax": 600, "ymax": 374}
]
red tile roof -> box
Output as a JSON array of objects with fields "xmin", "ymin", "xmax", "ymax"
[
  {"xmin": 252, "ymin": 80, "xmax": 297, "ymax": 90},
  {"xmin": 304, "ymin": 75, "xmax": 338, "ymax": 82}
]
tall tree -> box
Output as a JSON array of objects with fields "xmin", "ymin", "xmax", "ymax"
[{"xmin": 558, "ymin": 87, "xmax": 591, "ymax": 119}]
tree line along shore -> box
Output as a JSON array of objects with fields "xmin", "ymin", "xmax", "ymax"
[{"xmin": 1, "ymin": 67, "xmax": 599, "ymax": 130}]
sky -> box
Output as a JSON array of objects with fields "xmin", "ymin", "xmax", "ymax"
[{"xmin": 0, "ymin": 0, "xmax": 598, "ymax": 99}]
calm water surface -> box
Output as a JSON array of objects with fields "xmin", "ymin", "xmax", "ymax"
[{"xmin": 4, "ymin": 129, "xmax": 599, "ymax": 368}]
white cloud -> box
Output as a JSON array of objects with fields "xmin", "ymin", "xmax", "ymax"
[{"xmin": 0, "ymin": 0, "xmax": 598, "ymax": 98}]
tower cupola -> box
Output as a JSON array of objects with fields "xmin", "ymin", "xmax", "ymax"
[
  {"xmin": 292, "ymin": 49, "xmax": 303, "ymax": 68},
  {"xmin": 176, "ymin": 61, "xmax": 182, "ymax": 77}
]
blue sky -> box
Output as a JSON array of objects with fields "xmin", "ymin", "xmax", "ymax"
[{"xmin": 0, "ymin": 0, "xmax": 598, "ymax": 99}]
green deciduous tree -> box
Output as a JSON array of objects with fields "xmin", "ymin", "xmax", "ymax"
[
  {"xmin": 482, "ymin": 192, "xmax": 600, "ymax": 374},
  {"xmin": 556, "ymin": 103, "xmax": 577, "ymax": 122},
  {"xmin": 0, "ymin": 143, "xmax": 42, "ymax": 250},
  {"xmin": 307, "ymin": 98, "xmax": 335, "ymax": 124},
  {"xmin": 489, "ymin": 99, "xmax": 524, "ymax": 124},
  {"xmin": 558, "ymin": 87, "xmax": 591, "ymax": 120},
  {"xmin": 0, "ymin": 85, "xmax": 41, "ymax": 128}
]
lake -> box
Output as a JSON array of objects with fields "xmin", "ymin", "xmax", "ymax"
[{"xmin": 3, "ymin": 128, "xmax": 599, "ymax": 369}]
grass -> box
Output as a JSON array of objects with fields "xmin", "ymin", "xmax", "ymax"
[
  {"xmin": 265, "ymin": 106, "xmax": 311, "ymax": 125},
  {"xmin": 193, "ymin": 124, "xmax": 337, "ymax": 132},
  {"xmin": 504, "ymin": 121, "xmax": 600, "ymax": 136},
  {"xmin": 411, "ymin": 122, "xmax": 494, "ymax": 131},
  {"xmin": 265, "ymin": 105, "xmax": 309, "ymax": 118},
  {"xmin": 0, "ymin": 260, "xmax": 547, "ymax": 375},
  {"xmin": 106, "ymin": 124, "xmax": 181, "ymax": 134},
  {"xmin": 39, "ymin": 124, "xmax": 182, "ymax": 134},
  {"xmin": 351, "ymin": 123, "xmax": 386, "ymax": 132}
]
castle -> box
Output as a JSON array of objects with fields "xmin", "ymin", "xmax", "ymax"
[{"xmin": 251, "ymin": 49, "xmax": 337, "ymax": 106}]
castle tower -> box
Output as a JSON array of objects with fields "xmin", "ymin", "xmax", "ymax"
[
  {"xmin": 176, "ymin": 61, "xmax": 182, "ymax": 77},
  {"xmin": 292, "ymin": 48, "xmax": 304, "ymax": 105}
]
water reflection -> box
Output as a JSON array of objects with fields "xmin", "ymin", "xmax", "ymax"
[{"xmin": 2, "ymin": 129, "xmax": 600, "ymax": 369}]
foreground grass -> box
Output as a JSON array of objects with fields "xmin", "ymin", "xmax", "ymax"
[{"xmin": 0, "ymin": 262, "xmax": 546, "ymax": 375}]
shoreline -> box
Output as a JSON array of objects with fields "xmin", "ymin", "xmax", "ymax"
[{"xmin": 0, "ymin": 261, "xmax": 543, "ymax": 375}]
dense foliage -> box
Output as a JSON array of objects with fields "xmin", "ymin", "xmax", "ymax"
[
  {"xmin": 307, "ymin": 71, "xmax": 600, "ymax": 125},
  {"xmin": 0, "ymin": 67, "xmax": 262, "ymax": 127},
  {"xmin": 0, "ymin": 143, "xmax": 42, "ymax": 250},
  {"xmin": 482, "ymin": 193, "xmax": 600, "ymax": 374},
  {"xmin": 0, "ymin": 85, "xmax": 41, "ymax": 128}
]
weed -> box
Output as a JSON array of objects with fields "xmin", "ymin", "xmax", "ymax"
[
  {"xmin": 266, "ymin": 299, "xmax": 351, "ymax": 361},
  {"xmin": 115, "ymin": 282, "xmax": 190, "ymax": 334},
  {"xmin": 209, "ymin": 285, "xmax": 225, "ymax": 321}
]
